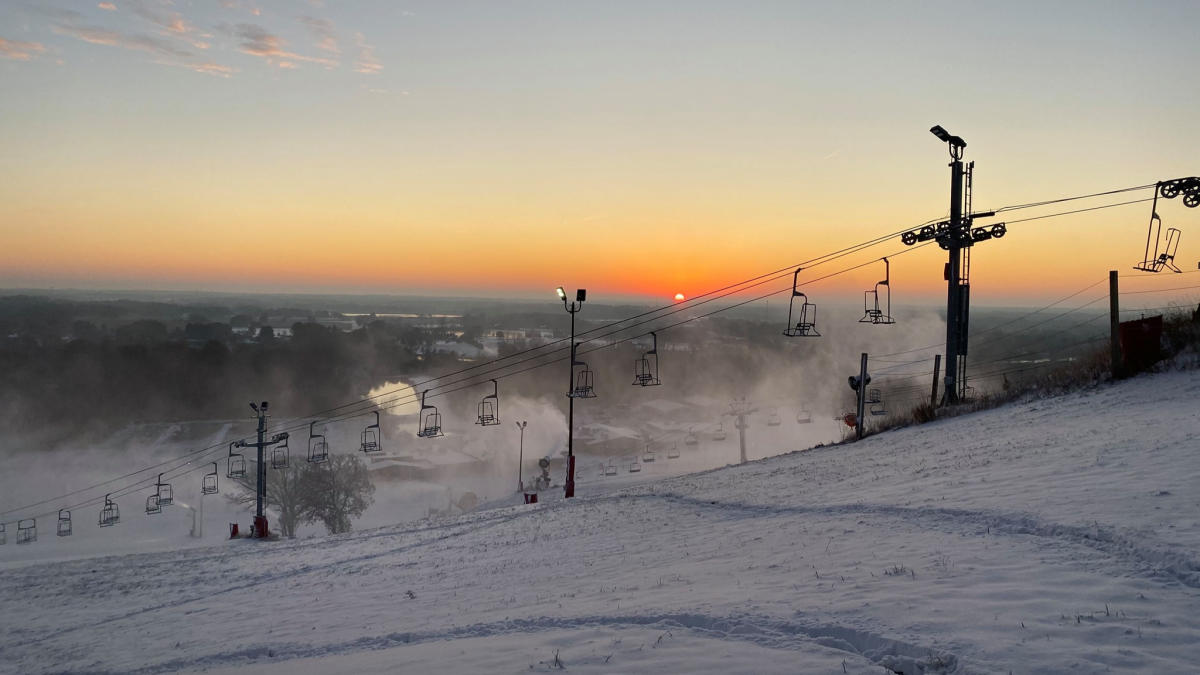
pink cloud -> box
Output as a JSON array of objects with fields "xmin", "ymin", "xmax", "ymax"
[
  {"xmin": 0, "ymin": 37, "xmax": 46, "ymax": 61},
  {"xmin": 98, "ymin": 2, "xmax": 117, "ymax": 10},
  {"xmin": 353, "ymin": 32, "xmax": 381, "ymax": 74},
  {"xmin": 231, "ymin": 22, "xmax": 337, "ymax": 69}
]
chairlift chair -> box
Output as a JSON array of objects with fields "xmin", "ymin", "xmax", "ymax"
[
  {"xmin": 16, "ymin": 518, "xmax": 36, "ymax": 544},
  {"xmin": 712, "ymin": 422, "xmax": 726, "ymax": 441},
  {"xmin": 869, "ymin": 398, "xmax": 887, "ymax": 416},
  {"xmin": 155, "ymin": 473, "xmax": 173, "ymax": 506},
  {"xmin": 0, "ymin": 522, "xmax": 5, "ymax": 545},
  {"xmin": 227, "ymin": 442, "xmax": 246, "ymax": 478},
  {"xmin": 57, "ymin": 509, "xmax": 72, "ymax": 537},
  {"xmin": 604, "ymin": 461, "xmax": 618, "ymax": 476},
  {"xmin": 667, "ymin": 442, "xmax": 680, "ymax": 459},
  {"xmin": 629, "ymin": 460, "xmax": 641, "ymax": 473},
  {"xmin": 569, "ymin": 343, "xmax": 597, "ymax": 398},
  {"xmin": 271, "ymin": 433, "xmax": 290, "ymax": 469},
  {"xmin": 632, "ymin": 332, "xmax": 661, "ymax": 386},
  {"xmin": 145, "ymin": 493, "xmax": 161, "ymax": 515},
  {"xmin": 782, "ymin": 267, "xmax": 821, "ymax": 337},
  {"xmin": 360, "ymin": 410, "xmax": 382, "ymax": 453},
  {"xmin": 685, "ymin": 427, "xmax": 699, "ymax": 446},
  {"xmin": 99, "ymin": 493, "xmax": 120, "ymax": 527},
  {"xmin": 1133, "ymin": 187, "xmax": 1183, "ymax": 273},
  {"xmin": 860, "ymin": 257, "xmax": 897, "ymax": 324},
  {"xmin": 202, "ymin": 462, "xmax": 219, "ymax": 495},
  {"xmin": 796, "ymin": 405, "xmax": 812, "ymax": 424},
  {"xmin": 476, "ymin": 379, "xmax": 500, "ymax": 426},
  {"xmin": 642, "ymin": 443, "xmax": 656, "ymax": 463},
  {"xmin": 866, "ymin": 388, "xmax": 882, "ymax": 405},
  {"xmin": 767, "ymin": 408, "xmax": 782, "ymax": 427},
  {"xmin": 307, "ymin": 421, "xmax": 329, "ymax": 463},
  {"xmin": 417, "ymin": 390, "xmax": 444, "ymax": 438}
]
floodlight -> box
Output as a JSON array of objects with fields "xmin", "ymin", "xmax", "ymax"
[
  {"xmin": 929, "ymin": 125, "xmax": 951, "ymax": 142},
  {"xmin": 576, "ymin": 289, "xmax": 587, "ymax": 302},
  {"xmin": 556, "ymin": 287, "xmax": 566, "ymax": 299}
]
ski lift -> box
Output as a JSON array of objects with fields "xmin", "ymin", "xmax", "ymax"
[
  {"xmin": 782, "ymin": 267, "xmax": 820, "ymax": 337},
  {"xmin": 870, "ymin": 396, "xmax": 887, "ymax": 416},
  {"xmin": 667, "ymin": 442, "xmax": 680, "ymax": 459},
  {"xmin": 642, "ymin": 443, "xmax": 656, "ymax": 463},
  {"xmin": 476, "ymin": 379, "xmax": 500, "ymax": 426},
  {"xmin": 99, "ymin": 493, "xmax": 120, "ymax": 527},
  {"xmin": 16, "ymin": 518, "xmax": 36, "ymax": 544},
  {"xmin": 685, "ymin": 427, "xmax": 699, "ymax": 446},
  {"xmin": 361, "ymin": 410, "xmax": 382, "ymax": 453},
  {"xmin": 766, "ymin": 407, "xmax": 782, "ymax": 427},
  {"xmin": 866, "ymin": 388, "xmax": 882, "ymax": 405},
  {"xmin": 271, "ymin": 433, "xmax": 290, "ymax": 469},
  {"xmin": 796, "ymin": 405, "xmax": 812, "ymax": 424},
  {"xmin": 57, "ymin": 509, "xmax": 72, "ymax": 537},
  {"xmin": 569, "ymin": 343, "xmax": 597, "ymax": 398},
  {"xmin": 860, "ymin": 257, "xmax": 896, "ymax": 324},
  {"xmin": 628, "ymin": 459, "xmax": 641, "ymax": 473},
  {"xmin": 145, "ymin": 493, "xmax": 161, "ymax": 515},
  {"xmin": 307, "ymin": 421, "xmax": 329, "ymax": 463},
  {"xmin": 0, "ymin": 523, "xmax": 5, "ymax": 545},
  {"xmin": 202, "ymin": 462, "xmax": 219, "ymax": 495},
  {"xmin": 604, "ymin": 462, "xmax": 618, "ymax": 476},
  {"xmin": 417, "ymin": 390, "xmax": 444, "ymax": 438},
  {"xmin": 633, "ymin": 332, "xmax": 661, "ymax": 387},
  {"xmin": 227, "ymin": 441, "xmax": 246, "ymax": 478},
  {"xmin": 712, "ymin": 422, "xmax": 726, "ymax": 441},
  {"xmin": 1134, "ymin": 185, "xmax": 1183, "ymax": 273},
  {"xmin": 154, "ymin": 473, "xmax": 173, "ymax": 507}
]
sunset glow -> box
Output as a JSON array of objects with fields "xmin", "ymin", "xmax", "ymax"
[{"xmin": 0, "ymin": 2, "xmax": 1196, "ymax": 304}]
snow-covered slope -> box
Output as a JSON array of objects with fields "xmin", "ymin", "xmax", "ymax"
[{"xmin": 2, "ymin": 371, "xmax": 1198, "ymax": 674}]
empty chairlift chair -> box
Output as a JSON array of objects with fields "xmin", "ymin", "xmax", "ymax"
[
  {"xmin": 569, "ymin": 343, "xmax": 597, "ymax": 398},
  {"xmin": 604, "ymin": 461, "xmax": 618, "ymax": 476},
  {"xmin": 57, "ymin": 509, "xmax": 72, "ymax": 537},
  {"xmin": 361, "ymin": 411, "xmax": 382, "ymax": 453},
  {"xmin": 0, "ymin": 523, "xmax": 5, "ymax": 545},
  {"xmin": 767, "ymin": 408, "xmax": 782, "ymax": 427},
  {"xmin": 712, "ymin": 422, "xmax": 727, "ymax": 441},
  {"xmin": 227, "ymin": 442, "xmax": 247, "ymax": 478},
  {"xmin": 860, "ymin": 257, "xmax": 896, "ymax": 324},
  {"xmin": 476, "ymin": 379, "xmax": 500, "ymax": 426},
  {"xmin": 632, "ymin": 332, "xmax": 661, "ymax": 387},
  {"xmin": 667, "ymin": 443, "xmax": 680, "ymax": 459},
  {"xmin": 271, "ymin": 433, "xmax": 290, "ymax": 469},
  {"xmin": 417, "ymin": 390, "xmax": 444, "ymax": 438},
  {"xmin": 867, "ymin": 389, "xmax": 887, "ymax": 416},
  {"xmin": 629, "ymin": 459, "xmax": 641, "ymax": 473},
  {"xmin": 642, "ymin": 443, "xmax": 656, "ymax": 463},
  {"xmin": 99, "ymin": 493, "xmax": 120, "ymax": 527},
  {"xmin": 16, "ymin": 518, "xmax": 36, "ymax": 544},
  {"xmin": 1133, "ymin": 179, "xmax": 1200, "ymax": 272},
  {"xmin": 155, "ymin": 473, "xmax": 173, "ymax": 506},
  {"xmin": 796, "ymin": 405, "xmax": 812, "ymax": 424},
  {"xmin": 782, "ymin": 267, "xmax": 821, "ymax": 337},
  {"xmin": 685, "ymin": 427, "xmax": 699, "ymax": 446},
  {"xmin": 202, "ymin": 462, "xmax": 219, "ymax": 495},
  {"xmin": 307, "ymin": 421, "xmax": 329, "ymax": 464}
]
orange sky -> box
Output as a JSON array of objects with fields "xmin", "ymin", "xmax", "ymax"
[{"xmin": 1, "ymin": 1, "xmax": 1197, "ymax": 305}]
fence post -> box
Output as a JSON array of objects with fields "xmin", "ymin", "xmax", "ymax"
[
  {"xmin": 930, "ymin": 354, "xmax": 942, "ymax": 408},
  {"xmin": 1109, "ymin": 270, "xmax": 1122, "ymax": 379}
]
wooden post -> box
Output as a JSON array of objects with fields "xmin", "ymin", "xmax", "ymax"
[
  {"xmin": 856, "ymin": 353, "xmax": 868, "ymax": 440},
  {"xmin": 1109, "ymin": 270, "xmax": 1122, "ymax": 379},
  {"xmin": 930, "ymin": 354, "xmax": 942, "ymax": 408}
]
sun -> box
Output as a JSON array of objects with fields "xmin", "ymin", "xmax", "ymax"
[{"xmin": 674, "ymin": 292, "xmax": 685, "ymax": 302}]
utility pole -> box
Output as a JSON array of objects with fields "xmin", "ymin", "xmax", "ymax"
[
  {"xmin": 729, "ymin": 398, "xmax": 756, "ymax": 464},
  {"xmin": 515, "ymin": 420, "xmax": 527, "ymax": 493},
  {"xmin": 240, "ymin": 401, "xmax": 288, "ymax": 538},
  {"xmin": 1109, "ymin": 270, "xmax": 1122, "ymax": 378},
  {"xmin": 855, "ymin": 353, "xmax": 868, "ymax": 440},
  {"xmin": 930, "ymin": 354, "xmax": 942, "ymax": 409},
  {"xmin": 557, "ymin": 286, "xmax": 587, "ymax": 499}
]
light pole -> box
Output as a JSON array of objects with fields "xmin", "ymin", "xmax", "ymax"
[
  {"xmin": 557, "ymin": 286, "xmax": 586, "ymax": 499},
  {"xmin": 515, "ymin": 420, "xmax": 527, "ymax": 493}
]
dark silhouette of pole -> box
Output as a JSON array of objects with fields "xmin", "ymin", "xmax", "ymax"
[
  {"xmin": 930, "ymin": 354, "xmax": 942, "ymax": 409},
  {"xmin": 244, "ymin": 400, "xmax": 287, "ymax": 538},
  {"xmin": 944, "ymin": 154, "xmax": 965, "ymax": 404},
  {"xmin": 557, "ymin": 287, "xmax": 586, "ymax": 499},
  {"xmin": 1109, "ymin": 270, "xmax": 1122, "ymax": 378}
]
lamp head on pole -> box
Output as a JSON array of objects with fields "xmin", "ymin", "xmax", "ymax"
[{"xmin": 930, "ymin": 124, "xmax": 966, "ymax": 159}]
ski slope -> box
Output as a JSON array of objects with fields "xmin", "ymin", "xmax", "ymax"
[{"xmin": 1, "ymin": 370, "xmax": 1199, "ymax": 673}]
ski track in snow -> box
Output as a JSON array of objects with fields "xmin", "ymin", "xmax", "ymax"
[{"xmin": 3, "ymin": 370, "xmax": 1200, "ymax": 673}]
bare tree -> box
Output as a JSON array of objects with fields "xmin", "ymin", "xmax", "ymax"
[
  {"xmin": 300, "ymin": 454, "xmax": 375, "ymax": 534},
  {"xmin": 226, "ymin": 460, "xmax": 310, "ymax": 538}
]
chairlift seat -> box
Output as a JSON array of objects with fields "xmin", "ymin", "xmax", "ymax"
[
  {"xmin": 0, "ymin": 523, "xmax": 6, "ymax": 545},
  {"xmin": 629, "ymin": 462, "xmax": 641, "ymax": 473},
  {"xmin": 146, "ymin": 494, "xmax": 161, "ymax": 515},
  {"xmin": 16, "ymin": 519, "xmax": 36, "ymax": 544},
  {"xmin": 99, "ymin": 496, "xmax": 120, "ymax": 527},
  {"xmin": 202, "ymin": 472, "xmax": 219, "ymax": 495},
  {"xmin": 604, "ymin": 464, "xmax": 618, "ymax": 476}
]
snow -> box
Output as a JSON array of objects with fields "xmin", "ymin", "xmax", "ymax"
[{"xmin": 2, "ymin": 370, "xmax": 1199, "ymax": 673}]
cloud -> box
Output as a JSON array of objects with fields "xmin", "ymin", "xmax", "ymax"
[
  {"xmin": 126, "ymin": 0, "xmax": 209, "ymax": 49},
  {"xmin": 353, "ymin": 32, "xmax": 381, "ymax": 74},
  {"xmin": 229, "ymin": 22, "xmax": 337, "ymax": 68},
  {"xmin": 0, "ymin": 37, "xmax": 46, "ymax": 61},
  {"xmin": 52, "ymin": 20, "xmax": 192, "ymax": 59},
  {"xmin": 219, "ymin": 0, "xmax": 262, "ymax": 17},
  {"xmin": 298, "ymin": 15, "xmax": 338, "ymax": 54},
  {"xmin": 97, "ymin": 2, "xmax": 117, "ymax": 10},
  {"xmin": 44, "ymin": 8, "xmax": 232, "ymax": 75}
]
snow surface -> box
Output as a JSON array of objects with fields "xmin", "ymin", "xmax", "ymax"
[{"xmin": 2, "ymin": 370, "xmax": 1199, "ymax": 673}]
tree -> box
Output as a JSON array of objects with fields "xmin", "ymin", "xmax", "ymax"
[
  {"xmin": 227, "ymin": 460, "xmax": 309, "ymax": 538},
  {"xmin": 300, "ymin": 454, "xmax": 375, "ymax": 535}
]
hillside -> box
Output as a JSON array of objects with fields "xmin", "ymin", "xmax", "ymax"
[{"xmin": 1, "ymin": 370, "xmax": 1198, "ymax": 674}]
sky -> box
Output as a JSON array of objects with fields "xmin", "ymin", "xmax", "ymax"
[{"xmin": 1, "ymin": 0, "xmax": 1198, "ymax": 305}]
